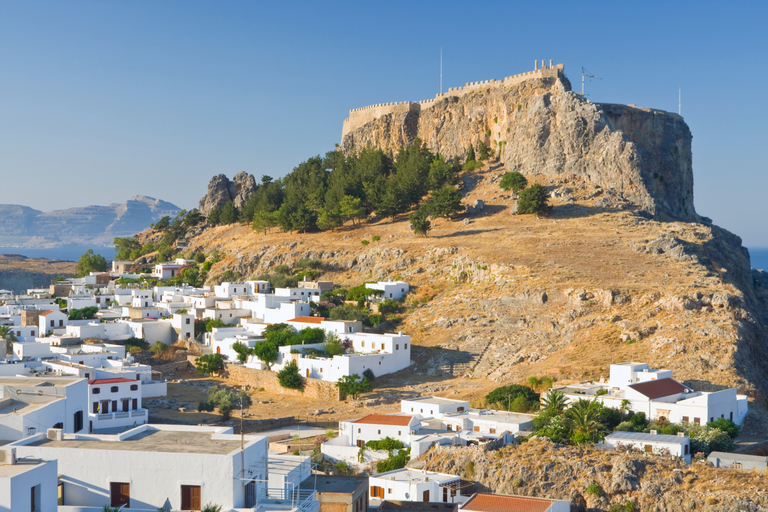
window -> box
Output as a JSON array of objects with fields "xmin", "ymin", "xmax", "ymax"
[
  {"xmin": 110, "ymin": 482, "xmax": 130, "ymax": 508},
  {"xmin": 458, "ymin": 407, "xmax": 465, "ymax": 412},
  {"xmin": 112, "ymin": 400, "xmax": 117, "ymax": 412},
  {"xmin": 181, "ymin": 485, "xmax": 201, "ymax": 511},
  {"xmin": 398, "ymin": 431, "xmax": 401, "ymax": 436},
  {"xmin": 388, "ymin": 488, "xmax": 393, "ymax": 494},
  {"xmin": 132, "ymin": 398, "xmax": 138, "ymax": 410},
  {"xmin": 74, "ymin": 411, "xmax": 83, "ymax": 433},
  {"xmin": 93, "ymin": 402, "xmax": 99, "ymax": 414},
  {"xmin": 694, "ymin": 417, "xmax": 701, "ymax": 425},
  {"xmin": 733, "ymin": 462, "xmax": 743, "ymax": 470},
  {"xmin": 186, "ymin": 318, "xmax": 190, "ymax": 325},
  {"xmin": 111, "ymin": 386, "xmax": 119, "ymax": 393},
  {"xmin": 370, "ymin": 486, "xmax": 384, "ymax": 498},
  {"xmin": 381, "ymin": 343, "xmax": 385, "ymax": 350},
  {"xmin": 404, "ymin": 343, "xmax": 408, "ymax": 349},
  {"xmin": 685, "ymin": 445, "xmax": 689, "ymax": 455},
  {"xmin": 378, "ymin": 430, "xmax": 381, "ymax": 434},
  {"xmin": 644, "ymin": 445, "xmax": 653, "ymax": 453},
  {"xmin": 130, "ymin": 384, "xmax": 138, "ymax": 391},
  {"xmin": 122, "ymin": 399, "xmax": 130, "ymax": 412},
  {"xmin": 85, "ymin": 373, "xmax": 89, "ymax": 379},
  {"xmin": 682, "ymin": 416, "xmax": 689, "ymax": 423},
  {"xmin": 50, "ymin": 320, "xmax": 54, "ymax": 327},
  {"xmin": 396, "ymin": 344, "xmax": 399, "ymax": 350},
  {"xmin": 473, "ymin": 426, "xmax": 480, "ymax": 432},
  {"xmin": 59, "ymin": 320, "xmax": 63, "ymax": 327},
  {"xmin": 710, "ymin": 417, "xmax": 714, "ymax": 422},
  {"xmin": 447, "ymin": 425, "xmax": 453, "ymax": 431},
  {"xmin": 93, "ymin": 388, "xmax": 100, "ymax": 395},
  {"xmin": 490, "ymin": 428, "xmax": 496, "ymax": 434},
  {"xmin": 356, "ymin": 439, "xmax": 364, "ymax": 447}
]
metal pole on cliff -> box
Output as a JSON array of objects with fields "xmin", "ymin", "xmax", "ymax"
[
  {"xmin": 679, "ymin": 87, "xmax": 681, "ymax": 115},
  {"xmin": 440, "ymin": 47, "xmax": 443, "ymax": 95}
]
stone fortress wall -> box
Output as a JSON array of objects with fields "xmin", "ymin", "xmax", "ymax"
[{"xmin": 341, "ymin": 60, "xmax": 564, "ymax": 139}]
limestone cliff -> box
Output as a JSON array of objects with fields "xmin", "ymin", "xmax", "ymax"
[{"xmin": 340, "ymin": 65, "xmax": 695, "ymax": 222}]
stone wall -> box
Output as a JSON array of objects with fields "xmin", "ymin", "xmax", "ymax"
[
  {"xmin": 340, "ymin": 64, "xmax": 563, "ymax": 141},
  {"xmin": 153, "ymin": 360, "xmax": 193, "ymax": 379},
  {"xmin": 226, "ymin": 364, "xmax": 342, "ymax": 401}
]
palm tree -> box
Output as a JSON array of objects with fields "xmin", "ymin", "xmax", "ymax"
[
  {"xmin": 565, "ymin": 399, "xmax": 603, "ymax": 442},
  {"xmin": 0, "ymin": 326, "xmax": 16, "ymax": 349},
  {"xmin": 541, "ymin": 390, "xmax": 568, "ymax": 414}
]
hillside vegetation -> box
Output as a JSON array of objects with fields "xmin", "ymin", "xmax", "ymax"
[{"xmin": 180, "ymin": 160, "xmax": 768, "ymax": 431}]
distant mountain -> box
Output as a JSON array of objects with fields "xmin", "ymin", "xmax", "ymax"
[{"xmin": 0, "ymin": 196, "xmax": 181, "ymax": 249}]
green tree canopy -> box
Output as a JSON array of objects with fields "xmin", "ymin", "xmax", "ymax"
[
  {"xmin": 195, "ymin": 354, "xmax": 225, "ymax": 375},
  {"xmin": 427, "ymin": 186, "xmax": 464, "ymax": 219},
  {"xmin": 517, "ymin": 183, "xmax": 550, "ymax": 215},
  {"xmin": 75, "ymin": 249, "xmax": 108, "ymax": 277},
  {"xmin": 499, "ymin": 172, "xmax": 528, "ymax": 193},
  {"xmin": 409, "ymin": 208, "xmax": 431, "ymax": 237},
  {"xmin": 252, "ymin": 341, "xmax": 279, "ymax": 368},
  {"xmin": 277, "ymin": 361, "xmax": 303, "ymax": 389},
  {"xmin": 485, "ymin": 384, "xmax": 540, "ymax": 413}
]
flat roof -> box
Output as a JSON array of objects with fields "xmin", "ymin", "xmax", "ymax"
[
  {"xmin": 628, "ymin": 378, "xmax": 688, "ymax": 399},
  {"xmin": 371, "ymin": 469, "xmax": 458, "ymax": 484},
  {"xmin": 88, "ymin": 378, "xmax": 136, "ymax": 385},
  {"xmin": 0, "ymin": 377, "xmax": 80, "ymax": 387},
  {"xmin": 302, "ymin": 475, "xmax": 366, "ymax": 494},
  {"xmin": 405, "ymin": 396, "xmax": 468, "ymax": 406},
  {"xmin": 708, "ymin": 451, "xmax": 768, "ymax": 462},
  {"xmin": 0, "ymin": 458, "xmax": 51, "ymax": 478},
  {"xmin": 606, "ymin": 431, "xmax": 688, "ymax": 444},
  {"xmin": 29, "ymin": 428, "xmax": 245, "ymax": 455}
]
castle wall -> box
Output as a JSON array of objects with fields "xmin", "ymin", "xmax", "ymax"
[{"xmin": 340, "ymin": 63, "xmax": 564, "ymax": 142}]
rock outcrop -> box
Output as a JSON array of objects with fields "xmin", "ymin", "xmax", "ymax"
[
  {"xmin": 198, "ymin": 172, "xmax": 256, "ymax": 216},
  {"xmin": 341, "ymin": 66, "xmax": 695, "ymax": 222}
]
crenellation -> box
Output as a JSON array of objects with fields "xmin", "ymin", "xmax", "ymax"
[{"xmin": 342, "ymin": 62, "xmax": 564, "ymax": 140}]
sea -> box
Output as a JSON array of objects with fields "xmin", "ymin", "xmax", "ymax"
[{"xmin": 0, "ymin": 246, "xmax": 114, "ymax": 262}]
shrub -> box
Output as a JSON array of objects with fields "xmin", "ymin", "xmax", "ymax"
[
  {"xmin": 277, "ymin": 361, "xmax": 303, "ymax": 390},
  {"xmin": 365, "ymin": 437, "xmax": 403, "ymax": 453},
  {"xmin": 378, "ymin": 298, "xmax": 399, "ymax": 315},
  {"xmin": 485, "ymin": 384, "xmax": 540, "ymax": 413},
  {"xmin": 376, "ymin": 448, "xmax": 410, "ymax": 473},
  {"xmin": 585, "ymin": 483, "xmax": 602, "ymax": 496},
  {"xmin": 465, "ymin": 460, "xmax": 475, "ymax": 478},
  {"xmin": 362, "ymin": 368, "xmax": 375, "ymax": 382},
  {"xmin": 361, "ymin": 240, "xmax": 370, "ymax": 246},
  {"xmin": 336, "ymin": 374, "xmax": 371, "ymax": 400},
  {"xmin": 707, "ymin": 418, "xmax": 740, "ymax": 439},
  {"xmin": 372, "ymin": 235, "xmax": 381, "ymax": 242},
  {"xmin": 325, "ymin": 338, "xmax": 345, "ymax": 356},
  {"xmin": 198, "ymin": 401, "xmax": 214, "ymax": 412},
  {"xmin": 615, "ymin": 421, "xmax": 636, "ymax": 432},
  {"xmin": 367, "ymin": 313, "xmax": 385, "ymax": 326}
]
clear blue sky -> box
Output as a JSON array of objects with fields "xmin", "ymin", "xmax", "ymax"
[{"xmin": 1, "ymin": 1, "xmax": 766, "ymax": 246}]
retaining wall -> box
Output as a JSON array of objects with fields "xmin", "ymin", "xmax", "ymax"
[{"xmin": 226, "ymin": 364, "xmax": 342, "ymax": 401}]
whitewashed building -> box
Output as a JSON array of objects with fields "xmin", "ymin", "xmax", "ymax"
[
  {"xmin": 558, "ymin": 362, "xmax": 749, "ymax": 426},
  {"xmin": 401, "ymin": 397, "xmax": 469, "ymax": 418},
  {"xmin": 369, "ymin": 469, "xmax": 469, "ymax": 505},
  {"xmin": 38, "ymin": 310, "xmax": 68, "ymax": 336},
  {"xmin": 603, "ymin": 431, "xmax": 692, "ymax": 464},
  {"xmin": 366, "ymin": 281, "xmax": 409, "ymax": 300},
  {"xmin": 7, "ymin": 424, "xmax": 278, "ymax": 511},
  {"xmin": 0, "ymin": 453, "xmax": 58, "ymax": 512},
  {"xmin": 0, "ymin": 377, "xmax": 88, "ymax": 441},
  {"xmin": 87, "ymin": 377, "xmax": 147, "ymax": 432}
]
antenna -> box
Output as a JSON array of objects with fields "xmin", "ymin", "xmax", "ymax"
[
  {"xmin": 440, "ymin": 47, "xmax": 443, "ymax": 95},
  {"xmin": 678, "ymin": 87, "xmax": 681, "ymax": 115},
  {"xmin": 581, "ymin": 67, "xmax": 602, "ymax": 96}
]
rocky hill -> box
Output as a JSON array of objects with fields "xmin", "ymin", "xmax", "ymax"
[
  {"xmin": 0, "ymin": 254, "xmax": 75, "ymax": 293},
  {"xmin": 0, "ymin": 196, "xmax": 180, "ymax": 249},
  {"xmin": 341, "ymin": 64, "xmax": 694, "ymax": 222},
  {"xmin": 182, "ymin": 161, "xmax": 768, "ymax": 423},
  {"xmin": 198, "ymin": 172, "xmax": 256, "ymax": 216},
  {"xmin": 418, "ymin": 438, "xmax": 768, "ymax": 511}
]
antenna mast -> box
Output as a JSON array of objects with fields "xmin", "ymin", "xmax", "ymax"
[
  {"xmin": 440, "ymin": 47, "xmax": 443, "ymax": 95},
  {"xmin": 581, "ymin": 67, "xmax": 602, "ymax": 96},
  {"xmin": 679, "ymin": 87, "xmax": 681, "ymax": 115}
]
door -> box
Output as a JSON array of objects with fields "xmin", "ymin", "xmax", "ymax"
[
  {"xmin": 181, "ymin": 485, "xmax": 201, "ymax": 511},
  {"xmin": 422, "ymin": 490, "xmax": 430, "ymax": 502},
  {"xmin": 245, "ymin": 481, "xmax": 256, "ymax": 508},
  {"xmin": 110, "ymin": 482, "xmax": 130, "ymax": 508}
]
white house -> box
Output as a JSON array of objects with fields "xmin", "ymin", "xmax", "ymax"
[
  {"xmin": 558, "ymin": 362, "xmax": 749, "ymax": 426},
  {"xmin": 7, "ymin": 424, "xmax": 281, "ymax": 512},
  {"xmin": 214, "ymin": 282, "xmax": 252, "ymax": 298},
  {"xmin": 287, "ymin": 316, "xmax": 361, "ymax": 336},
  {"xmin": 0, "ymin": 453, "xmax": 58, "ymax": 512},
  {"xmin": 603, "ymin": 431, "xmax": 692, "ymax": 464},
  {"xmin": 366, "ymin": 281, "xmax": 409, "ymax": 300},
  {"xmin": 152, "ymin": 259, "xmax": 192, "ymax": 280},
  {"xmin": 87, "ymin": 377, "xmax": 147, "ymax": 432},
  {"xmin": 461, "ymin": 493, "xmax": 570, "ymax": 512},
  {"xmin": 0, "ymin": 377, "xmax": 88, "ymax": 441},
  {"xmin": 274, "ymin": 331, "xmax": 411, "ymax": 383},
  {"xmin": 369, "ymin": 469, "xmax": 469, "ymax": 505},
  {"xmin": 38, "ymin": 310, "xmax": 68, "ymax": 336},
  {"xmin": 401, "ymin": 397, "xmax": 469, "ymax": 418}
]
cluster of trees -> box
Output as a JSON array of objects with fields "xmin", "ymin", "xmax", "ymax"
[
  {"xmin": 232, "ymin": 324, "xmax": 327, "ymax": 369},
  {"xmin": 114, "ymin": 210, "xmax": 202, "ymax": 263},
  {"xmin": 499, "ymin": 171, "xmax": 550, "ymax": 215},
  {"xmin": 194, "ymin": 353, "xmax": 225, "ymax": 375},
  {"xmin": 206, "ymin": 140, "xmax": 464, "ymax": 234},
  {"xmin": 277, "ymin": 361, "xmax": 303, "ymax": 389},
  {"xmin": 68, "ymin": 306, "xmax": 99, "ymax": 320},
  {"xmin": 75, "ymin": 249, "xmax": 108, "ymax": 277},
  {"xmin": 485, "ymin": 384, "xmax": 541, "ymax": 413}
]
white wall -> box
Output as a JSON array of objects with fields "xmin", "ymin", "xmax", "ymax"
[{"xmin": 0, "ymin": 458, "xmax": 59, "ymax": 512}]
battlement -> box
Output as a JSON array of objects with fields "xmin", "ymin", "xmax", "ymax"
[{"xmin": 342, "ymin": 61, "xmax": 564, "ymax": 138}]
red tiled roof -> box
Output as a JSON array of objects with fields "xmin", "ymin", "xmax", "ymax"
[
  {"xmin": 628, "ymin": 378, "xmax": 688, "ymax": 399},
  {"xmin": 461, "ymin": 493, "xmax": 557, "ymax": 512},
  {"xmin": 88, "ymin": 378, "xmax": 137, "ymax": 385},
  {"xmin": 288, "ymin": 316, "xmax": 325, "ymax": 324},
  {"xmin": 354, "ymin": 414, "xmax": 414, "ymax": 426},
  {"xmin": 39, "ymin": 310, "xmax": 57, "ymax": 316}
]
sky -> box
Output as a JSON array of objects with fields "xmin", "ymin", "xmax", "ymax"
[{"xmin": 1, "ymin": 1, "xmax": 766, "ymax": 246}]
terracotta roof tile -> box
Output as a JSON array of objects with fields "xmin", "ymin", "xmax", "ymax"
[
  {"xmin": 288, "ymin": 316, "xmax": 325, "ymax": 324},
  {"xmin": 461, "ymin": 493, "xmax": 557, "ymax": 512},
  {"xmin": 354, "ymin": 414, "xmax": 414, "ymax": 426},
  {"xmin": 628, "ymin": 378, "xmax": 688, "ymax": 399},
  {"xmin": 89, "ymin": 378, "xmax": 137, "ymax": 385}
]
